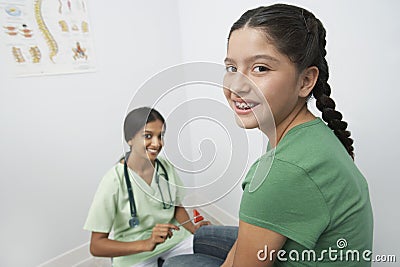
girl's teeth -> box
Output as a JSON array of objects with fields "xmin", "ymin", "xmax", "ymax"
[{"xmin": 235, "ymin": 101, "xmax": 255, "ymax": 110}]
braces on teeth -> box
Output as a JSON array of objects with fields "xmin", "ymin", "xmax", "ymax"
[{"xmin": 235, "ymin": 101, "xmax": 255, "ymax": 109}]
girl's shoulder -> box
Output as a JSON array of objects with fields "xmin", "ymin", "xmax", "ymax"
[{"xmin": 277, "ymin": 118, "xmax": 349, "ymax": 163}]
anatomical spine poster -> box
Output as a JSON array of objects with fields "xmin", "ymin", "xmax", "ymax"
[{"xmin": 0, "ymin": 0, "xmax": 96, "ymax": 76}]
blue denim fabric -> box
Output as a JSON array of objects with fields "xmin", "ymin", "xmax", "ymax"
[{"xmin": 163, "ymin": 225, "xmax": 238, "ymax": 267}]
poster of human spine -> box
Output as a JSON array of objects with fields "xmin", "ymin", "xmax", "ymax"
[{"xmin": 0, "ymin": 0, "xmax": 96, "ymax": 76}]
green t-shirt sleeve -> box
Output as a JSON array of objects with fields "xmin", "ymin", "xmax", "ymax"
[
  {"xmin": 84, "ymin": 167, "xmax": 120, "ymax": 233},
  {"xmin": 239, "ymin": 159, "xmax": 330, "ymax": 249}
]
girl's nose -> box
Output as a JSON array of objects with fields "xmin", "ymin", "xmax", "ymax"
[{"xmin": 224, "ymin": 71, "xmax": 252, "ymax": 96}]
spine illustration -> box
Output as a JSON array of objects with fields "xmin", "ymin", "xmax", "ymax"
[{"xmin": 34, "ymin": 0, "xmax": 58, "ymax": 62}]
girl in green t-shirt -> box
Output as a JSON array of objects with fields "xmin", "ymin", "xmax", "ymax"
[{"xmin": 164, "ymin": 3, "xmax": 373, "ymax": 267}]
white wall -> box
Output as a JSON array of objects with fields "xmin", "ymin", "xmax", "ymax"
[{"xmin": 1, "ymin": 0, "xmax": 399, "ymax": 266}]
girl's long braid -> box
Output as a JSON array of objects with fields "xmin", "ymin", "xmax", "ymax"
[{"xmin": 311, "ymin": 19, "xmax": 355, "ymax": 159}]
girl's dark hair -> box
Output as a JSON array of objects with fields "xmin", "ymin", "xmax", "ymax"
[
  {"xmin": 124, "ymin": 107, "xmax": 165, "ymax": 143},
  {"xmin": 229, "ymin": 4, "xmax": 354, "ymax": 159}
]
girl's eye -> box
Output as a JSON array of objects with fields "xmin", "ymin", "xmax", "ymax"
[
  {"xmin": 144, "ymin": 134, "xmax": 152, "ymax": 139},
  {"xmin": 225, "ymin": 66, "xmax": 237, "ymax": 73},
  {"xmin": 253, "ymin": 66, "xmax": 269, "ymax": 72}
]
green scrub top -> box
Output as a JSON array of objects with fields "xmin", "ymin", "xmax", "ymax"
[{"xmin": 84, "ymin": 157, "xmax": 191, "ymax": 267}]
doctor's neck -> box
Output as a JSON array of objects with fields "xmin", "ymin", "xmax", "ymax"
[{"xmin": 127, "ymin": 151, "xmax": 156, "ymax": 173}]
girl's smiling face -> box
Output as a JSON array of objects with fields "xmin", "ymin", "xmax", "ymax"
[{"xmin": 223, "ymin": 27, "xmax": 306, "ymax": 134}]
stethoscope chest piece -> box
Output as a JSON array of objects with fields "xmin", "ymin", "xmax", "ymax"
[{"xmin": 129, "ymin": 216, "xmax": 140, "ymax": 228}]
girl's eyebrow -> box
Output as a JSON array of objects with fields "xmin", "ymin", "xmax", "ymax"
[
  {"xmin": 224, "ymin": 54, "xmax": 279, "ymax": 64},
  {"xmin": 248, "ymin": 54, "xmax": 279, "ymax": 62}
]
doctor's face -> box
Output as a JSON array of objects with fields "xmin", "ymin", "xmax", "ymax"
[{"xmin": 129, "ymin": 119, "xmax": 165, "ymax": 163}]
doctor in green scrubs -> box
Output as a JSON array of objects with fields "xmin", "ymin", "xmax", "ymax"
[{"xmin": 84, "ymin": 107, "xmax": 209, "ymax": 267}]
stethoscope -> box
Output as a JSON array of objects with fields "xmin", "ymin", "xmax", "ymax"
[{"xmin": 123, "ymin": 152, "xmax": 173, "ymax": 228}]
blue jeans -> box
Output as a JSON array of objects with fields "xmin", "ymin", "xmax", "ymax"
[{"xmin": 163, "ymin": 225, "xmax": 238, "ymax": 267}]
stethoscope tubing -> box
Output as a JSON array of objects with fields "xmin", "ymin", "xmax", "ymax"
[{"xmin": 123, "ymin": 152, "xmax": 173, "ymax": 227}]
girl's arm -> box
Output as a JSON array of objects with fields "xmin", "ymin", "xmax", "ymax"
[
  {"xmin": 90, "ymin": 223, "xmax": 179, "ymax": 257},
  {"xmin": 223, "ymin": 220, "xmax": 287, "ymax": 267},
  {"xmin": 174, "ymin": 206, "xmax": 210, "ymax": 234}
]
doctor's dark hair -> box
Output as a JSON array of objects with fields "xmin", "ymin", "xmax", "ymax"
[
  {"xmin": 228, "ymin": 4, "xmax": 354, "ymax": 159},
  {"xmin": 123, "ymin": 107, "xmax": 165, "ymax": 143}
]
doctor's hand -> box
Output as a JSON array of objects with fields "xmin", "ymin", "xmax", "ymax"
[{"xmin": 145, "ymin": 223, "xmax": 179, "ymax": 251}]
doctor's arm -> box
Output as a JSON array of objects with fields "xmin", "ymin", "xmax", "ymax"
[
  {"xmin": 221, "ymin": 220, "xmax": 287, "ymax": 267},
  {"xmin": 89, "ymin": 223, "xmax": 179, "ymax": 257}
]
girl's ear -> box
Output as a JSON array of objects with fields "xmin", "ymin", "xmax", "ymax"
[{"xmin": 299, "ymin": 66, "xmax": 319, "ymax": 97}]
